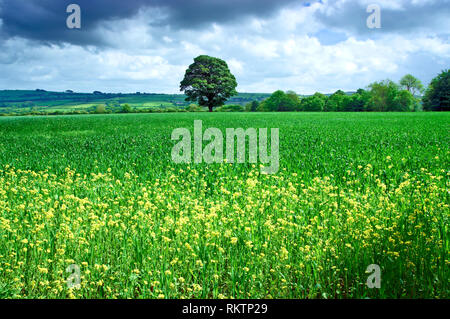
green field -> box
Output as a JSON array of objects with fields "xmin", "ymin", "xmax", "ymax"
[
  {"xmin": 0, "ymin": 112, "xmax": 448, "ymax": 298},
  {"xmin": 0, "ymin": 90, "xmax": 272, "ymax": 115}
]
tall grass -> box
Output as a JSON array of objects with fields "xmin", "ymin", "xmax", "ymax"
[{"xmin": 0, "ymin": 112, "xmax": 448, "ymax": 298}]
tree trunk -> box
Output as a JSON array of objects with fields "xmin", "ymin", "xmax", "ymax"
[{"xmin": 208, "ymin": 105, "xmax": 213, "ymax": 112}]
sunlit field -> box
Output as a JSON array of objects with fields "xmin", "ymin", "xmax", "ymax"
[{"xmin": 0, "ymin": 112, "xmax": 448, "ymax": 299}]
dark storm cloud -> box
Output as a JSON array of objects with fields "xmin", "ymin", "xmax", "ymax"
[
  {"xmin": 0, "ymin": 0, "xmax": 301, "ymax": 45},
  {"xmin": 315, "ymin": 0, "xmax": 450, "ymax": 36}
]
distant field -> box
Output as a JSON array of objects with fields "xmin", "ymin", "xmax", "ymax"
[
  {"xmin": 0, "ymin": 90, "xmax": 272, "ymax": 114},
  {"xmin": 0, "ymin": 112, "xmax": 448, "ymax": 298}
]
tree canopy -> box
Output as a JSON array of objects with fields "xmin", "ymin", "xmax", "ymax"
[
  {"xmin": 423, "ymin": 70, "xmax": 449, "ymax": 111},
  {"xmin": 325, "ymin": 90, "xmax": 346, "ymax": 112},
  {"xmin": 263, "ymin": 90, "xmax": 299, "ymax": 112},
  {"xmin": 255, "ymin": 77, "xmax": 422, "ymax": 113},
  {"xmin": 400, "ymin": 74, "xmax": 424, "ymax": 96},
  {"xmin": 180, "ymin": 55, "xmax": 237, "ymax": 112},
  {"xmin": 176, "ymin": 68, "xmax": 444, "ymax": 113}
]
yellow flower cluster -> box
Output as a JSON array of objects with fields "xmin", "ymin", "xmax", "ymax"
[{"xmin": 0, "ymin": 164, "xmax": 448, "ymax": 299}]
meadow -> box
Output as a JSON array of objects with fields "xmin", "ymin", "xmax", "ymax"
[{"xmin": 0, "ymin": 112, "xmax": 448, "ymax": 299}]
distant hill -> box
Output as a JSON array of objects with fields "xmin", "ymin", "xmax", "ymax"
[
  {"xmin": 0, "ymin": 89, "xmax": 358, "ymax": 115},
  {"xmin": 0, "ymin": 90, "xmax": 272, "ymax": 114},
  {"xmin": 0, "ymin": 90, "xmax": 187, "ymax": 107}
]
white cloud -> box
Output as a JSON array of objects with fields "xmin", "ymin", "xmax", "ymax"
[{"xmin": 0, "ymin": 0, "xmax": 448, "ymax": 94}]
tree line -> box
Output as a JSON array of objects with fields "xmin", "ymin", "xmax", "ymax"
[
  {"xmin": 180, "ymin": 55, "xmax": 449, "ymax": 112},
  {"xmin": 248, "ymin": 71, "xmax": 448, "ymax": 112}
]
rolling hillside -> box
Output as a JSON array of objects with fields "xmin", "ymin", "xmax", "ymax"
[{"xmin": 0, "ymin": 90, "xmax": 272, "ymax": 115}]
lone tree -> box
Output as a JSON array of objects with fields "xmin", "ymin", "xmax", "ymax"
[
  {"xmin": 180, "ymin": 55, "xmax": 237, "ymax": 112},
  {"xmin": 423, "ymin": 70, "xmax": 449, "ymax": 111}
]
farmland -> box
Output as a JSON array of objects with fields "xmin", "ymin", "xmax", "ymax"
[
  {"xmin": 0, "ymin": 112, "xmax": 448, "ymax": 298},
  {"xmin": 0, "ymin": 90, "xmax": 272, "ymax": 115}
]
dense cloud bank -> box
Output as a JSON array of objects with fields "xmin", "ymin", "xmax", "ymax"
[{"xmin": 0, "ymin": 0, "xmax": 448, "ymax": 93}]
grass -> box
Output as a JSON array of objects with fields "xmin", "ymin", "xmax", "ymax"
[{"xmin": 0, "ymin": 112, "xmax": 448, "ymax": 298}]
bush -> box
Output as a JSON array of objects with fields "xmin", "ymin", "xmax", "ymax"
[
  {"xmin": 245, "ymin": 100, "xmax": 260, "ymax": 112},
  {"xmin": 94, "ymin": 105, "xmax": 107, "ymax": 114},
  {"xmin": 187, "ymin": 104, "xmax": 205, "ymax": 112},
  {"xmin": 120, "ymin": 104, "xmax": 133, "ymax": 113},
  {"xmin": 216, "ymin": 104, "xmax": 244, "ymax": 112}
]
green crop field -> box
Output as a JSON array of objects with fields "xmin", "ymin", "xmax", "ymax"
[{"xmin": 0, "ymin": 112, "xmax": 448, "ymax": 299}]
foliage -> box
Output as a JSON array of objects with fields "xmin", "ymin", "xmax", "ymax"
[
  {"xmin": 286, "ymin": 91, "xmax": 302, "ymax": 111},
  {"xmin": 325, "ymin": 90, "xmax": 347, "ymax": 112},
  {"xmin": 400, "ymin": 74, "xmax": 424, "ymax": 96},
  {"xmin": 263, "ymin": 90, "xmax": 299, "ymax": 112},
  {"xmin": 423, "ymin": 70, "xmax": 450, "ymax": 111},
  {"xmin": 180, "ymin": 55, "xmax": 238, "ymax": 112},
  {"xmin": 186, "ymin": 104, "xmax": 205, "ymax": 112},
  {"xmin": 1, "ymin": 72, "xmax": 448, "ymax": 115},
  {"xmin": 395, "ymin": 90, "xmax": 419, "ymax": 112},
  {"xmin": 120, "ymin": 104, "xmax": 133, "ymax": 113},
  {"xmin": 95, "ymin": 104, "xmax": 107, "ymax": 114},
  {"xmin": 256, "ymin": 100, "xmax": 269, "ymax": 112},
  {"xmin": 342, "ymin": 92, "xmax": 366, "ymax": 112},
  {"xmin": 301, "ymin": 93, "xmax": 326, "ymax": 112},
  {"xmin": 245, "ymin": 100, "xmax": 260, "ymax": 112},
  {"xmin": 366, "ymin": 80, "xmax": 418, "ymax": 112},
  {"xmin": 367, "ymin": 80, "xmax": 400, "ymax": 112},
  {"xmin": 216, "ymin": 104, "xmax": 244, "ymax": 112}
]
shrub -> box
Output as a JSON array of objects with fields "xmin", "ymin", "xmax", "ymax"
[
  {"xmin": 187, "ymin": 104, "xmax": 205, "ymax": 112},
  {"xmin": 216, "ymin": 104, "xmax": 244, "ymax": 112},
  {"xmin": 94, "ymin": 105, "xmax": 107, "ymax": 114},
  {"xmin": 120, "ymin": 104, "xmax": 133, "ymax": 113}
]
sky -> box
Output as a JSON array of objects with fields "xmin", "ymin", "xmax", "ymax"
[{"xmin": 0, "ymin": 0, "xmax": 449, "ymax": 94}]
